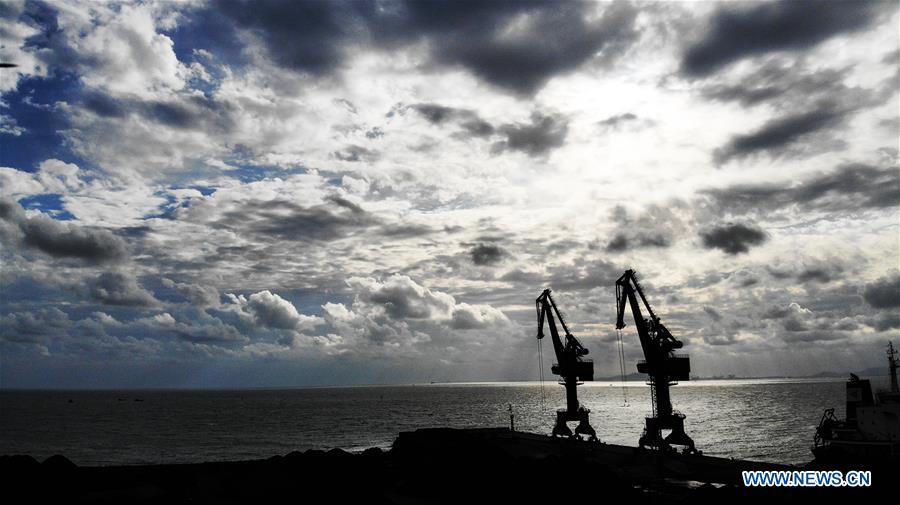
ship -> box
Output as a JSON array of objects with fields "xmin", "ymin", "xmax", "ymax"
[{"xmin": 812, "ymin": 341, "xmax": 900, "ymax": 463}]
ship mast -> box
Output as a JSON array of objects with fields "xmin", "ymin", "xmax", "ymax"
[{"xmin": 888, "ymin": 341, "xmax": 898, "ymax": 394}]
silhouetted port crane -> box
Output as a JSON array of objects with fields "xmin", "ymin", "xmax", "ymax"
[
  {"xmin": 536, "ymin": 289, "xmax": 597, "ymax": 440},
  {"xmin": 615, "ymin": 269, "xmax": 697, "ymax": 454}
]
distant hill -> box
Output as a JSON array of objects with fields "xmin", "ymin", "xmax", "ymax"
[
  {"xmin": 596, "ymin": 367, "xmax": 888, "ymax": 382},
  {"xmin": 852, "ymin": 366, "xmax": 889, "ymax": 377},
  {"xmin": 596, "ymin": 372, "xmax": 645, "ymax": 382}
]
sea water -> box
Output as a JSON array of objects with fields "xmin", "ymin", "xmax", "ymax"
[{"xmin": 0, "ymin": 379, "xmax": 850, "ymax": 466}]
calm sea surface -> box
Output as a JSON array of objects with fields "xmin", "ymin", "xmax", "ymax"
[{"xmin": 0, "ymin": 379, "xmax": 851, "ymax": 466}]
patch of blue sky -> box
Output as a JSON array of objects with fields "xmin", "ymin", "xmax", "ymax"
[
  {"xmin": 143, "ymin": 191, "xmax": 180, "ymax": 220},
  {"xmin": 225, "ymin": 163, "xmax": 307, "ymax": 183},
  {"xmin": 164, "ymin": 7, "xmax": 246, "ymax": 75},
  {"xmin": 142, "ymin": 184, "xmax": 217, "ymax": 220},
  {"xmin": 17, "ymin": 193, "xmax": 75, "ymax": 220},
  {"xmin": 168, "ymin": 184, "xmax": 217, "ymax": 197},
  {"xmin": 190, "ymin": 185, "xmax": 217, "ymax": 196},
  {"xmin": 0, "ymin": 72, "xmax": 87, "ymax": 172}
]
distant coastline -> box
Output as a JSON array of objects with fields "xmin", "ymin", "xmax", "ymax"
[{"xmin": 0, "ymin": 367, "xmax": 889, "ymax": 391}]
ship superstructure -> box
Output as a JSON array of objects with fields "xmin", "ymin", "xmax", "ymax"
[{"xmin": 812, "ymin": 342, "xmax": 900, "ymax": 462}]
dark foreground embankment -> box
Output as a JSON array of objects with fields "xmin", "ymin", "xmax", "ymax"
[{"xmin": 2, "ymin": 428, "xmax": 892, "ymax": 504}]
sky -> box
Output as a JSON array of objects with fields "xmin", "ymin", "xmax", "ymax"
[{"xmin": 0, "ymin": 0, "xmax": 898, "ymax": 388}]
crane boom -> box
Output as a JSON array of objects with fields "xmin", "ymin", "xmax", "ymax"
[
  {"xmin": 615, "ymin": 269, "xmax": 697, "ymax": 454},
  {"xmin": 536, "ymin": 289, "xmax": 596, "ymax": 440}
]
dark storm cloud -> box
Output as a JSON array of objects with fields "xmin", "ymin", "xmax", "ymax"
[
  {"xmin": 412, "ymin": 104, "xmax": 461, "ymax": 124},
  {"xmin": 681, "ymin": 1, "xmax": 889, "ymax": 77},
  {"xmin": 597, "ymin": 112, "xmax": 638, "ymax": 129},
  {"xmin": 0, "ymin": 198, "xmax": 127, "ymax": 263},
  {"xmin": 700, "ymin": 63, "xmax": 855, "ymax": 108},
  {"xmin": 703, "ymin": 305, "xmax": 723, "ymax": 321},
  {"xmin": 215, "ymin": 0, "xmax": 351, "ymax": 75},
  {"xmin": 211, "ymin": 195, "xmax": 431, "ymax": 243},
  {"xmin": 412, "ymin": 104, "xmax": 567, "ymax": 154},
  {"xmin": 713, "ymin": 102, "xmax": 846, "ymax": 164},
  {"xmin": 862, "ymin": 275, "xmax": 900, "ymax": 309},
  {"xmin": 699, "ymin": 222, "xmax": 767, "ymax": 254},
  {"xmin": 603, "ymin": 204, "xmax": 682, "ymax": 252},
  {"xmin": 783, "ymin": 317, "xmax": 809, "ymax": 332},
  {"xmin": 333, "ymin": 145, "xmax": 380, "ymax": 162},
  {"xmin": 80, "ymin": 90, "xmax": 128, "ymax": 118},
  {"xmin": 701, "ymin": 163, "xmax": 900, "ymax": 216},
  {"xmin": 90, "ymin": 272, "xmax": 159, "ymax": 307},
  {"xmin": 874, "ymin": 313, "xmax": 900, "ymax": 331},
  {"xmin": 779, "ymin": 331, "xmax": 846, "ymax": 343},
  {"xmin": 173, "ymin": 319, "xmax": 244, "ymax": 343},
  {"xmin": 79, "ymin": 92, "xmax": 237, "ymax": 132},
  {"xmin": 388, "ymin": 0, "xmax": 640, "ymax": 95},
  {"xmin": 470, "ymin": 243, "xmax": 507, "ymax": 266},
  {"xmin": 699, "ymin": 56, "xmax": 886, "ymax": 165},
  {"xmin": 762, "ymin": 306, "xmax": 790, "ymax": 320},
  {"xmin": 210, "ymin": 0, "xmax": 640, "ymax": 95},
  {"xmin": 146, "ymin": 101, "xmax": 202, "ymax": 129},
  {"xmin": 161, "ymin": 278, "xmax": 221, "ymax": 308},
  {"xmin": 763, "ymin": 262, "xmax": 846, "ymax": 284},
  {"xmin": 492, "ymin": 112, "xmax": 568, "ymax": 156},
  {"xmin": 215, "ymin": 196, "xmax": 374, "ymax": 241},
  {"xmin": 605, "ymin": 232, "xmax": 669, "ymax": 252},
  {"xmin": 797, "ymin": 265, "xmax": 844, "ymax": 284},
  {"xmin": 412, "ymin": 103, "xmax": 495, "ymax": 138},
  {"xmin": 0, "ymin": 308, "xmax": 70, "ymax": 344},
  {"xmin": 544, "ymin": 257, "xmax": 622, "ymax": 292}
]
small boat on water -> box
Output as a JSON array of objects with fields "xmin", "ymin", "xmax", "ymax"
[{"xmin": 812, "ymin": 342, "xmax": 900, "ymax": 463}]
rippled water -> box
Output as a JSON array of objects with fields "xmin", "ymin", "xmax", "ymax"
[{"xmin": 0, "ymin": 379, "xmax": 847, "ymax": 466}]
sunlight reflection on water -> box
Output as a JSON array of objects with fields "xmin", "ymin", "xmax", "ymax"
[{"xmin": 0, "ymin": 379, "xmax": 845, "ymax": 466}]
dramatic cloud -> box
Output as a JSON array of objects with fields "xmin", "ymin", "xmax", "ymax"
[
  {"xmin": 863, "ymin": 275, "xmax": 900, "ymax": 309},
  {"xmin": 700, "ymin": 62, "xmax": 854, "ymax": 108},
  {"xmin": 596, "ymin": 112, "xmax": 642, "ymax": 130},
  {"xmin": 492, "ymin": 112, "xmax": 568, "ymax": 156},
  {"xmin": 603, "ymin": 205, "xmax": 682, "ymax": 252},
  {"xmin": 161, "ymin": 278, "xmax": 222, "ymax": 308},
  {"xmin": 701, "ymin": 164, "xmax": 900, "ymax": 217},
  {"xmin": 874, "ymin": 313, "xmax": 900, "ymax": 331},
  {"xmin": 320, "ymin": 275, "xmax": 511, "ymax": 351},
  {"xmin": 1, "ymin": 1, "xmax": 897, "ymax": 386},
  {"xmin": 411, "ymin": 104, "xmax": 568, "ymax": 155},
  {"xmin": 450, "ymin": 303, "xmax": 508, "ymax": 330},
  {"xmin": 212, "ymin": 0, "xmax": 640, "ymax": 95},
  {"xmin": 469, "ymin": 243, "xmax": 507, "ymax": 266},
  {"xmin": 713, "ymin": 104, "xmax": 846, "ymax": 164},
  {"xmin": 210, "ymin": 195, "xmax": 376, "ymax": 242},
  {"xmin": 0, "ymin": 198, "xmax": 127, "ymax": 263},
  {"xmin": 699, "ymin": 223, "xmax": 767, "ymax": 255},
  {"xmin": 0, "ymin": 308, "xmax": 70, "ymax": 345},
  {"xmin": 353, "ymin": 275, "xmax": 455, "ymax": 320},
  {"xmin": 412, "ymin": 104, "xmax": 495, "ymax": 138},
  {"xmin": 226, "ymin": 290, "xmax": 322, "ymax": 331},
  {"xmin": 90, "ymin": 272, "xmax": 158, "ymax": 307},
  {"xmin": 682, "ymin": 1, "xmax": 888, "ymax": 76}
]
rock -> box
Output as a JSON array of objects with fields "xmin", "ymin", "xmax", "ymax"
[
  {"xmin": 43, "ymin": 454, "xmax": 77, "ymax": 470},
  {"xmin": 0, "ymin": 454, "xmax": 40, "ymax": 470}
]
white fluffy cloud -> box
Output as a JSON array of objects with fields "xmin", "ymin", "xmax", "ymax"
[{"xmin": 226, "ymin": 290, "xmax": 322, "ymax": 331}]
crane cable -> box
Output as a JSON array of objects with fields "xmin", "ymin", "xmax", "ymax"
[
  {"xmin": 538, "ymin": 337, "xmax": 546, "ymax": 412},
  {"xmin": 616, "ymin": 327, "xmax": 629, "ymax": 406}
]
